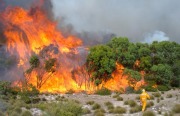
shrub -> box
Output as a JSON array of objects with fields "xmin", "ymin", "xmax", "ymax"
[
  {"xmin": 105, "ymin": 101, "xmax": 114, "ymax": 110},
  {"xmin": 31, "ymin": 97, "xmax": 41, "ymax": 104},
  {"xmin": 124, "ymin": 100, "xmax": 129, "ymax": 105},
  {"xmin": 82, "ymin": 108, "xmax": 91, "ymax": 114},
  {"xmin": 110, "ymin": 106, "xmax": 126, "ymax": 114},
  {"xmin": 144, "ymin": 86, "xmax": 157, "ymax": 92},
  {"xmin": 150, "ymin": 95, "xmax": 154, "ymax": 100},
  {"xmin": 21, "ymin": 96, "xmax": 31, "ymax": 104},
  {"xmin": 21, "ymin": 110, "xmax": 32, "ymax": 116},
  {"xmin": 95, "ymin": 88, "xmax": 111, "ymax": 95},
  {"xmin": 14, "ymin": 107, "xmax": 22, "ymax": 113},
  {"xmin": 94, "ymin": 111, "xmax": 104, "ymax": 116},
  {"xmin": 172, "ymin": 104, "xmax": 180, "ymax": 113},
  {"xmin": 124, "ymin": 99, "xmax": 136, "ymax": 107},
  {"xmin": 157, "ymin": 98, "xmax": 160, "ymax": 103},
  {"xmin": 92, "ymin": 103, "xmax": 101, "ymax": 110},
  {"xmin": 135, "ymin": 96, "xmax": 140, "ymax": 100},
  {"xmin": 129, "ymin": 105, "xmax": 141, "ymax": 113},
  {"xmin": 125, "ymin": 86, "xmax": 134, "ymax": 94},
  {"xmin": 143, "ymin": 110, "xmax": 155, "ymax": 116},
  {"xmin": 86, "ymin": 101, "xmax": 95, "ymax": 105},
  {"xmin": 65, "ymin": 89, "xmax": 75, "ymax": 94},
  {"xmin": 42, "ymin": 100, "xmax": 82, "ymax": 116},
  {"xmin": 134, "ymin": 89, "xmax": 142, "ymax": 94},
  {"xmin": 152, "ymin": 92, "xmax": 161, "ymax": 97},
  {"xmin": 94, "ymin": 108, "xmax": 105, "ymax": 113},
  {"xmin": 128, "ymin": 100, "xmax": 137, "ymax": 107},
  {"xmin": 157, "ymin": 85, "xmax": 170, "ymax": 91},
  {"xmin": 112, "ymin": 93, "xmax": 120, "ymax": 98},
  {"xmin": 0, "ymin": 111, "xmax": 5, "ymax": 116},
  {"xmin": 9, "ymin": 112, "xmax": 19, "ymax": 116},
  {"xmin": 161, "ymin": 96, "xmax": 164, "ymax": 100},
  {"xmin": 117, "ymin": 96, "xmax": 123, "ymax": 101},
  {"xmin": 146, "ymin": 101, "xmax": 154, "ymax": 108},
  {"xmin": 166, "ymin": 94, "xmax": 173, "ymax": 98}
]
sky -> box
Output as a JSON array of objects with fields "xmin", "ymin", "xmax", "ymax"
[{"xmin": 51, "ymin": 0, "xmax": 180, "ymax": 43}]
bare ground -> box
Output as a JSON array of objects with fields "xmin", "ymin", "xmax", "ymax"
[{"xmin": 65, "ymin": 89, "xmax": 180, "ymax": 116}]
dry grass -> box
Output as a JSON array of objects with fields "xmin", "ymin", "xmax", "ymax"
[{"xmin": 142, "ymin": 110, "xmax": 155, "ymax": 116}]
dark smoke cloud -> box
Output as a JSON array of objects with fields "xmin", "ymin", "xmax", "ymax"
[{"xmin": 52, "ymin": 0, "xmax": 180, "ymax": 43}]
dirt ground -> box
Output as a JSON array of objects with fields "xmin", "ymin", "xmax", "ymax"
[{"xmin": 65, "ymin": 89, "xmax": 180, "ymax": 116}]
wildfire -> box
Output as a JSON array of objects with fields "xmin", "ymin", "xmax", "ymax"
[{"xmin": 1, "ymin": 5, "xmax": 144, "ymax": 93}]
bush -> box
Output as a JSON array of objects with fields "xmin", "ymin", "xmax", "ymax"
[
  {"xmin": 112, "ymin": 93, "xmax": 120, "ymax": 98},
  {"xmin": 129, "ymin": 105, "xmax": 141, "ymax": 113},
  {"xmin": 144, "ymin": 86, "xmax": 157, "ymax": 92},
  {"xmin": 0, "ymin": 111, "xmax": 5, "ymax": 116},
  {"xmin": 117, "ymin": 96, "xmax": 123, "ymax": 101},
  {"xmin": 104, "ymin": 101, "xmax": 114, "ymax": 110},
  {"xmin": 161, "ymin": 97, "xmax": 164, "ymax": 100},
  {"xmin": 134, "ymin": 89, "xmax": 142, "ymax": 94},
  {"xmin": 146, "ymin": 101, "xmax": 154, "ymax": 108},
  {"xmin": 86, "ymin": 101, "xmax": 95, "ymax": 105},
  {"xmin": 41, "ymin": 100, "xmax": 82, "ymax": 116},
  {"xmin": 150, "ymin": 95, "xmax": 154, "ymax": 100},
  {"xmin": 109, "ymin": 106, "xmax": 126, "ymax": 114},
  {"xmin": 128, "ymin": 100, "xmax": 137, "ymax": 107},
  {"xmin": 125, "ymin": 86, "xmax": 134, "ymax": 94},
  {"xmin": 21, "ymin": 96, "xmax": 31, "ymax": 104},
  {"xmin": 152, "ymin": 92, "xmax": 161, "ymax": 97},
  {"xmin": 94, "ymin": 111, "xmax": 104, "ymax": 116},
  {"xmin": 14, "ymin": 107, "xmax": 22, "ymax": 113},
  {"xmin": 65, "ymin": 89, "xmax": 75, "ymax": 94},
  {"xmin": 124, "ymin": 100, "xmax": 129, "ymax": 105},
  {"xmin": 172, "ymin": 104, "xmax": 180, "ymax": 113},
  {"xmin": 135, "ymin": 96, "xmax": 140, "ymax": 100},
  {"xmin": 157, "ymin": 85, "xmax": 170, "ymax": 91},
  {"xmin": 143, "ymin": 110, "xmax": 155, "ymax": 116},
  {"xmin": 21, "ymin": 110, "xmax": 32, "ymax": 116},
  {"xmin": 94, "ymin": 108, "xmax": 105, "ymax": 113},
  {"xmin": 92, "ymin": 103, "xmax": 101, "ymax": 110},
  {"xmin": 82, "ymin": 108, "xmax": 91, "ymax": 114},
  {"xmin": 95, "ymin": 88, "xmax": 111, "ymax": 95},
  {"xmin": 166, "ymin": 94, "xmax": 173, "ymax": 98},
  {"xmin": 124, "ymin": 99, "xmax": 136, "ymax": 107},
  {"xmin": 157, "ymin": 98, "xmax": 160, "ymax": 103}
]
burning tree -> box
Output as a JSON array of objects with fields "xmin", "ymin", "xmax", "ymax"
[
  {"xmin": 25, "ymin": 45, "xmax": 58, "ymax": 89},
  {"xmin": 123, "ymin": 68, "xmax": 141, "ymax": 89},
  {"xmin": 86, "ymin": 45, "xmax": 116, "ymax": 86}
]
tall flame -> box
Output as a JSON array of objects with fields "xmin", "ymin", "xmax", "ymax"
[{"xmin": 1, "ymin": 6, "xmax": 144, "ymax": 93}]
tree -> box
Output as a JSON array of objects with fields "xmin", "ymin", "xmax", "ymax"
[
  {"xmin": 123, "ymin": 68, "xmax": 141, "ymax": 89},
  {"xmin": 25, "ymin": 55, "xmax": 57, "ymax": 89},
  {"xmin": 150, "ymin": 64, "xmax": 173, "ymax": 86},
  {"xmin": 107, "ymin": 37, "xmax": 137, "ymax": 68},
  {"xmin": 86, "ymin": 45, "xmax": 116, "ymax": 86}
]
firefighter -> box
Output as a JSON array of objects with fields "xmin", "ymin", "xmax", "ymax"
[{"xmin": 140, "ymin": 89, "xmax": 150, "ymax": 111}]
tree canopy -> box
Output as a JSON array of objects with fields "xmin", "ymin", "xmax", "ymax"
[{"xmin": 86, "ymin": 37, "xmax": 180, "ymax": 88}]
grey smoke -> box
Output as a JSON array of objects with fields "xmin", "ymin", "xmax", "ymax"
[
  {"xmin": 143, "ymin": 31, "xmax": 169, "ymax": 43},
  {"xmin": 52, "ymin": 0, "xmax": 180, "ymax": 43}
]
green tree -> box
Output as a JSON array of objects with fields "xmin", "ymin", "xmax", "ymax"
[
  {"xmin": 107, "ymin": 37, "xmax": 137, "ymax": 68},
  {"xmin": 86, "ymin": 45, "xmax": 116, "ymax": 86},
  {"xmin": 150, "ymin": 64, "xmax": 173, "ymax": 86},
  {"xmin": 123, "ymin": 68, "xmax": 141, "ymax": 89},
  {"xmin": 26, "ymin": 55, "xmax": 57, "ymax": 89}
]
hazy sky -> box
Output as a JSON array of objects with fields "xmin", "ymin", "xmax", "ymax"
[{"xmin": 51, "ymin": 0, "xmax": 180, "ymax": 43}]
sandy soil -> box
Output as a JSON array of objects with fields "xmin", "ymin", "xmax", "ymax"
[{"xmin": 65, "ymin": 89, "xmax": 180, "ymax": 116}]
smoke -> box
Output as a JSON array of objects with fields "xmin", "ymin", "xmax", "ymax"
[
  {"xmin": 51, "ymin": 0, "xmax": 180, "ymax": 43},
  {"xmin": 143, "ymin": 31, "xmax": 169, "ymax": 44}
]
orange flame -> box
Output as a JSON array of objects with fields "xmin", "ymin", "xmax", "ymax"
[{"xmin": 2, "ymin": 6, "xmax": 144, "ymax": 93}]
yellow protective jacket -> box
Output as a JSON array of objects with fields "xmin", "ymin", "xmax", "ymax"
[{"xmin": 140, "ymin": 92, "xmax": 150, "ymax": 102}]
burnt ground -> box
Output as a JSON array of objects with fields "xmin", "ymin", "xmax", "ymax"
[{"xmin": 66, "ymin": 89, "xmax": 180, "ymax": 116}]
